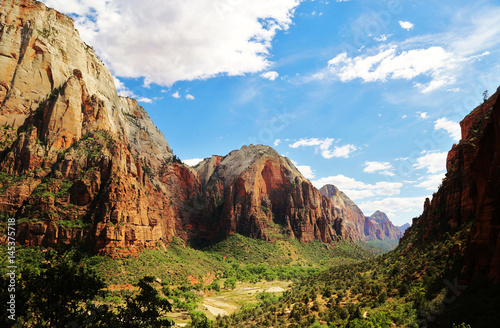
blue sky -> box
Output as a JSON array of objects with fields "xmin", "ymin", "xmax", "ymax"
[{"xmin": 41, "ymin": 0, "xmax": 500, "ymax": 226}]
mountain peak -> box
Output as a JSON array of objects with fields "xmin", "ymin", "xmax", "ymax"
[{"xmin": 368, "ymin": 210, "xmax": 390, "ymax": 223}]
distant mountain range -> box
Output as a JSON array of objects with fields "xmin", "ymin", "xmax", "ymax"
[
  {"xmin": 319, "ymin": 185, "xmax": 402, "ymax": 241},
  {"xmin": 397, "ymin": 223, "xmax": 410, "ymax": 232}
]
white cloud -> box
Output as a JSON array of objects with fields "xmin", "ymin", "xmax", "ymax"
[
  {"xmin": 182, "ymin": 158, "xmax": 204, "ymax": 166},
  {"xmin": 363, "ymin": 161, "xmax": 395, "ymax": 176},
  {"xmin": 419, "ymin": 112, "xmax": 429, "ymax": 119},
  {"xmin": 137, "ymin": 97, "xmax": 153, "ymax": 103},
  {"xmin": 413, "ymin": 151, "xmax": 447, "ymax": 174},
  {"xmin": 185, "ymin": 94, "xmax": 195, "ymax": 100},
  {"xmin": 114, "ymin": 77, "xmax": 134, "ymax": 97},
  {"xmin": 325, "ymin": 46, "xmax": 459, "ymax": 92},
  {"xmin": 273, "ymin": 139, "xmax": 281, "ymax": 147},
  {"xmin": 113, "ymin": 77, "xmax": 153, "ymax": 103},
  {"xmin": 290, "ymin": 159, "xmax": 315, "ymax": 179},
  {"xmin": 450, "ymin": 7, "xmax": 500, "ymax": 56},
  {"xmin": 399, "ymin": 21, "xmax": 414, "ymax": 30},
  {"xmin": 434, "ymin": 117, "xmax": 461, "ymax": 142},
  {"xmin": 172, "ymin": 91, "xmax": 181, "ymax": 99},
  {"xmin": 358, "ymin": 196, "xmax": 426, "ymax": 216},
  {"xmin": 374, "ymin": 34, "xmax": 392, "ymax": 42},
  {"xmin": 290, "ymin": 138, "xmax": 327, "ymax": 148},
  {"xmin": 312, "ymin": 174, "xmax": 403, "ymax": 200},
  {"xmin": 309, "ymin": 6, "xmax": 500, "ymax": 93},
  {"xmin": 415, "ymin": 173, "xmax": 446, "ymax": 191},
  {"xmin": 41, "ymin": 0, "xmax": 300, "ymax": 86},
  {"xmin": 260, "ymin": 71, "xmax": 279, "ymax": 81},
  {"xmin": 289, "ymin": 138, "xmax": 357, "ymax": 159},
  {"xmin": 297, "ymin": 165, "xmax": 315, "ymax": 179}
]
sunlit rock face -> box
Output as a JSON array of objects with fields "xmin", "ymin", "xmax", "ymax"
[
  {"xmin": 320, "ymin": 185, "xmax": 402, "ymax": 242},
  {"xmin": 1, "ymin": 0, "xmax": 356, "ymax": 256}
]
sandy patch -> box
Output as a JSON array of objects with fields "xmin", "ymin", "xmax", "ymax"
[{"xmin": 203, "ymin": 304, "xmax": 228, "ymax": 317}]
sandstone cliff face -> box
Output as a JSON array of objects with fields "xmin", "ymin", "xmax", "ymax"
[
  {"xmin": 319, "ymin": 185, "xmax": 402, "ymax": 241},
  {"xmin": 1, "ymin": 0, "xmax": 354, "ymax": 254},
  {"xmin": 0, "ymin": 0, "xmax": 200, "ymax": 257},
  {"xmin": 194, "ymin": 145, "xmax": 347, "ymax": 243},
  {"xmin": 365, "ymin": 210, "xmax": 402, "ymax": 241},
  {"xmin": 319, "ymin": 184, "xmax": 365, "ymax": 241},
  {"xmin": 408, "ymin": 87, "xmax": 500, "ymax": 282}
]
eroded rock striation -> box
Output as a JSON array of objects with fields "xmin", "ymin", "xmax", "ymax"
[
  {"xmin": 319, "ymin": 185, "xmax": 402, "ymax": 241},
  {"xmin": 0, "ymin": 0, "xmax": 351, "ymax": 254},
  {"xmin": 407, "ymin": 87, "xmax": 500, "ymax": 282},
  {"xmin": 0, "ymin": 0, "xmax": 199, "ymax": 256},
  {"xmin": 194, "ymin": 145, "xmax": 346, "ymax": 243}
]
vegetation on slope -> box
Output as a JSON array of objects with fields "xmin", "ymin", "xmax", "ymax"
[
  {"xmin": 0, "ymin": 231, "xmax": 375, "ymax": 327},
  {"xmin": 88, "ymin": 234, "xmax": 373, "ymax": 286},
  {"xmin": 211, "ymin": 220, "xmax": 500, "ymax": 328}
]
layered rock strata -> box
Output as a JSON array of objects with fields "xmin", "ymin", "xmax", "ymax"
[{"xmin": 319, "ymin": 185, "xmax": 402, "ymax": 241}]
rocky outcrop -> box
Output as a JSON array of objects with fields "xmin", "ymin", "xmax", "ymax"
[
  {"xmin": 319, "ymin": 185, "xmax": 402, "ymax": 241},
  {"xmin": 408, "ymin": 87, "xmax": 500, "ymax": 282},
  {"xmin": 194, "ymin": 145, "xmax": 346, "ymax": 243},
  {"xmin": 0, "ymin": 0, "xmax": 354, "ymax": 253},
  {"xmin": 319, "ymin": 184, "xmax": 365, "ymax": 241},
  {"xmin": 365, "ymin": 210, "xmax": 402, "ymax": 241},
  {"xmin": 0, "ymin": 0, "xmax": 199, "ymax": 257}
]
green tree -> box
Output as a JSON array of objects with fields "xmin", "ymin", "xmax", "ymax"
[
  {"xmin": 189, "ymin": 311, "xmax": 211, "ymax": 328},
  {"xmin": 0, "ymin": 245, "xmax": 118, "ymax": 327},
  {"xmin": 120, "ymin": 276, "xmax": 173, "ymax": 327}
]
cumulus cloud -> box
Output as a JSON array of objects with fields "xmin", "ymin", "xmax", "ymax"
[
  {"xmin": 398, "ymin": 21, "xmax": 414, "ymax": 30},
  {"xmin": 415, "ymin": 173, "xmax": 446, "ymax": 191},
  {"xmin": 289, "ymin": 138, "xmax": 357, "ymax": 159},
  {"xmin": 290, "ymin": 159, "xmax": 315, "ymax": 179},
  {"xmin": 113, "ymin": 77, "xmax": 153, "ymax": 103},
  {"xmin": 311, "ymin": 174, "xmax": 403, "ymax": 200},
  {"xmin": 413, "ymin": 151, "xmax": 447, "ymax": 173},
  {"xmin": 325, "ymin": 46, "xmax": 458, "ymax": 90},
  {"xmin": 260, "ymin": 71, "xmax": 279, "ymax": 81},
  {"xmin": 185, "ymin": 94, "xmax": 195, "ymax": 100},
  {"xmin": 363, "ymin": 161, "xmax": 395, "ymax": 176},
  {"xmin": 306, "ymin": 6, "xmax": 500, "ymax": 93},
  {"xmin": 137, "ymin": 97, "xmax": 153, "ymax": 104},
  {"xmin": 273, "ymin": 139, "xmax": 281, "ymax": 147},
  {"xmin": 171, "ymin": 91, "xmax": 181, "ymax": 99},
  {"xmin": 182, "ymin": 158, "xmax": 204, "ymax": 166},
  {"xmin": 358, "ymin": 196, "xmax": 426, "ymax": 216},
  {"xmin": 418, "ymin": 112, "xmax": 429, "ymax": 119},
  {"xmin": 434, "ymin": 117, "xmax": 461, "ymax": 141},
  {"xmin": 297, "ymin": 165, "xmax": 315, "ymax": 179},
  {"xmin": 41, "ymin": 0, "xmax": 300, "ymax": 86}
]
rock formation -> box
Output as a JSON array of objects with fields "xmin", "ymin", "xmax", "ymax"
[
  {"xmin": 365, "ymin": 210, "xmax": 402, "ymax": 241},
  {"xmin": 194, "ymin": 145, "xmax": 346, "ymax": 243},
  {"xmin": 319, "ymin": 185, "xmax": 402, "ymax": 241},
  {"xmin": 407, "ymin": 87, "xmax": 500, "ymax": 282},
  {"xmin": 0, "ymin": 0, "xmax": 350, "ymax": 254},
  {"xmin": 0, "ymin": 0, "xmax": 200, "ymax": 256}
]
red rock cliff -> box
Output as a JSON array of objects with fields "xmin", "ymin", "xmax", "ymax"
[
  {"xmin": 194, "ymin": 145, "xmax": 347, "ymax": 243},
  {"xmin": 319, "ymin": 185, "xmax": 402, "ymax": 241},
  {"xmin": 408, "ymin": 87, "xmax": 500, "ymax": 282},
  {"xmin": 0, "ymin": 0, "xmax": 354, "ymax": 254},
  {"xmin": 0, "ymin": 0, "xmax": 201, "ymax": 257}
]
